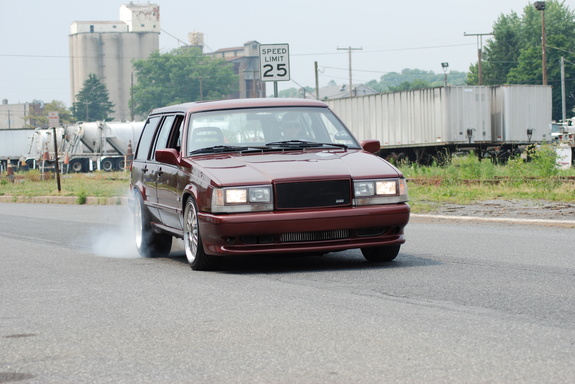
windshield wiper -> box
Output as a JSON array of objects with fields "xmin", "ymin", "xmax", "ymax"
[
  {"xmin": 189, "ymin": 145, "xmax": 251, "ymax": 155},
  {"xmin": 265, "ymin": 140, "xmax": 348, "ymax": 149}
]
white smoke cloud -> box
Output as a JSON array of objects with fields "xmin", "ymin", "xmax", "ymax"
[
  {"xmin": 90, "ymin": 206, "xmax": 141, "ymax": 258},
  {"xmin": 88, "ymin": 199, "xmax": 184, "ymax": 259}
]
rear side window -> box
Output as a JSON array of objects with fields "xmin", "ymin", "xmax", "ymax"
[
  {"xmin": 153, "ymin": 115, "xmax": 176, "ymax": 156},
  {"xmin": 152, "ymin": 114, "xmax": 184, "ymax": 159},
  {"xmin": 135, "ymin": 116, "xmax": 161, "ymax": 161}
]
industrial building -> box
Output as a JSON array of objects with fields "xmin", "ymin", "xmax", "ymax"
[
  {"xmin": 0, "ymin": 100, "xmax": 32, "ymax": 129},
  {"xmin": 200, "ymin": 36, "xmax": 266, "ymax": 99},
  {"xmin": 69, "ymin": 3, "xmax": 160, "ymax": 121}
]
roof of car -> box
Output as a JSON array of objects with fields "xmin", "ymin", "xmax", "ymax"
[{"xmin": 148, "ymin": 98, "xmax": 329, "ymax": 116}]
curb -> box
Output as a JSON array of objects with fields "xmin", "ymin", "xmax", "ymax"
[{"xmin": 411, "ymin": 213, "xmax": 575, "ymax": 228}]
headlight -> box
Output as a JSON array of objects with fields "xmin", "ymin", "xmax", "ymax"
[
  {"xmin": 353, "ymin": 178, "xmax": 408, "ymax": 205},
  {"xmin": 212, "ymin": 185, "xmax": 273, "ymax": 213}
]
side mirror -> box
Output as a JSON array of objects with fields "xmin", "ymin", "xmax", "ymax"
[
  {"xmin": 360, "ymin": 140, "xmax": 381, "ymax": 154},
  {"xmin": 155, "ymin": 148, "xmax": 180, "ymax": 166}
]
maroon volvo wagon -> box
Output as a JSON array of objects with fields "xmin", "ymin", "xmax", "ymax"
[{"xmin": 130, "ymin": 98, "xmax": 410, "ymax": 270}]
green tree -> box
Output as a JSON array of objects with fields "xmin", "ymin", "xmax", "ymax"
[
  {"xmin": 388, "ymin": 79, "xmax": 433, "ymax": 92},
  {"xmin": 469, "ymin": 1, "xmax": 575, "ymax": 120},
  {"xmin": 131, "ymin": 47, "xmax": 238, "ymax": 115},
  {"xmin": 369, "ymin": 68, "xmax": 467, "ymax": 93},
  {"xmin": 467, "ymin": 13, "xmax": 522, "ymax": 84},
  {"xmin": 24, "ymin": 100, "xmax": 74, "ymax": 128},
  {"xmin": 278, "ymin": 86, "xmax": 315, "ymax": 98},
  {"xmin": 71, "ymin": 74, "xmax": 115, "ymax": 121}
]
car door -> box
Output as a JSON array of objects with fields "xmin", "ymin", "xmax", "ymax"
[
  {"xmin": 154, "ymin": 114, "xmax": 185, "ymax": 230},
  {"xmin": 132, "ymin": 115, "xmax": 163, "ymax": 220}
]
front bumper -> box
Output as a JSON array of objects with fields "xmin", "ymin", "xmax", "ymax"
[{"xmin": 198, "ymin": 203, "xmax": 410, "ymax": 256}]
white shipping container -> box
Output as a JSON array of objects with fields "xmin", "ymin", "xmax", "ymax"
[
  {"xmin": 0, "ymin": 129, "xmax": 36, "ymax": 159},
  {"xmin": 328, "ymin": 85, "xmax": 550, "ymax": 150},
  {"xmin": 329, "ymin": 86, "xmax": 492, "ymax": 147},
  {"xmin": 490, "ymin": 85, "xmax": 552, "ymax": 143}
]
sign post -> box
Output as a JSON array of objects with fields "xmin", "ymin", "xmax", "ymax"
[
  {"xmin": 48, "ymin": 112, "xmax": 61, "ymax": 192},
  {"xmin": 259, "ymin": 43, "xmax": 290, "ymax": 97}
]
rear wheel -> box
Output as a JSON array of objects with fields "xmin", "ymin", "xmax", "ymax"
[
  {"xmin": 361, "ymin": 245, "xmax": 401, "ymax": 263},
  {"xmin": 133, "ymin": 190, "xmax": 172, "ymax": 257},
  {"xmin": 183, "ymin": 197, "xmax": 221, "ymax": 271}
]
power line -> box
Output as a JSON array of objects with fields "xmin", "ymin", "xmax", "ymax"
[
  {"xmin": 337, "ymin": 46, "xmax": 362, "ymax": 97},
  {"xmin": 292, "ymin": 43, "xmax": 476, "ymax": 57},
  {"xmin": 0, "ymin": 41, "xmax": 478, "ymax": 61}
]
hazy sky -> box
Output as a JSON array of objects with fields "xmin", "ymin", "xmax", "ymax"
[{"xmin": 1, "ymin": 0, "xmax": 533, "ymax": 106}]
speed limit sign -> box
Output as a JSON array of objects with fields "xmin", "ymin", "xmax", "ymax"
[{"xmin": 259, "ymin": 44, "xmax": 290, "ymax": 82}]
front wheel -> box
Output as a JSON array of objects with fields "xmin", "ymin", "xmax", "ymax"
[
  {"xmin": 361, "ymin": 245, "xmax": 401, "ymax": 263},
  {"xmin": 133, "ymin": 190, "xmax": 172, "ymax": 257},
  {"xmin": 183, "ymin": 198, "xmax": 221, "ymax": 271},
  {"xmin": 69, "ymin": 159, "xmax": 85, "ymax": 173}
]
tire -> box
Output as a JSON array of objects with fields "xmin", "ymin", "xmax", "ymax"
[
  {"xmin": 70, "ymin": 159, "xmax": 84, "ymax": 173},
  {"xmin": 100, "ymin": 158, "xmax": 115, "ymax": 172},
  {"xmin": 183, "ymin": 197, "xmax": 221, "ymax": 271},
  {"xmin": 117, "ymin": 159, "xmax": 125, "ymax": 171},
  {"xmin": 133, "ymin": 190, "xmax": 172, "ymax": 258},
  {"xmin": 361, "ymin": 244, "xmax": 401, "ymax": 263}
]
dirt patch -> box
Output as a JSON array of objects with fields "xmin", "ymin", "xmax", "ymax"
[{"xmin": 418, "ymin": 199, "xmax": 575, "ymax": 222}]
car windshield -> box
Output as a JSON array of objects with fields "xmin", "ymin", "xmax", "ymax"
[{"xmin": 186, "ymin": 107, "xmax": 360, "ymax": 154}]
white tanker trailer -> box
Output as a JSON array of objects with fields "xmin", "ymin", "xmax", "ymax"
[{"xmin": 26, "ymin": 121, "xmax": 144, "ymax": 172}]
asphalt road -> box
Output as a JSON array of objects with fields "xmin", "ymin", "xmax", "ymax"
[{"xmin": 1, "ymin": 203, "xmax": 574, "ymax": 383}]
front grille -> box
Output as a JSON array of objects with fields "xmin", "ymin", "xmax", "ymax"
[
  {"xmin": 275, "ymin": 179, "xmax": 351, "ymax": 209},
  {"xmin": 280, "ymin": 229, "xmax": 350, "ymax": 243}
]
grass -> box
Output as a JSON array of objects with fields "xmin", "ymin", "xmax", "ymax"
[
  {"xmin": 0, "ymin": 170, "xmax": 130, "ymax": 203},
  {"xmin": 397, "ymin": 145, "xmax": 575, "ymax": 212},
  {"xmin": 1, "ymin": 145, "xmax": 574, "ymax": 210}
]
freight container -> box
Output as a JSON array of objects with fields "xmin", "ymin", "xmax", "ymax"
[
  {"xmin": 328, "ymin": 85, "xmax": 556, "ymax": 163},
  {"xmin": 0, "ymin": 129, "xmax": 36, "ymax": 172}
]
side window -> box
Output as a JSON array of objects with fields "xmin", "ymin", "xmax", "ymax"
[
  {"xmin": 151, "ymin": 115, "xmax": 184, "ymax": 160},
  {"xmin": 153, "ymin": 115, "xmax": 176, "ymax": 158},
  {"xmin": 135, "ymin": 116, "xmax": 161, "ymax": 161},
  {"xmin": 167, "ymin": 115, "xmax": 184, "ymax": 151}
]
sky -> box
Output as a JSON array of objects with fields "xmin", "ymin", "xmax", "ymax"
[{"xmin": 0, "ymin": 0, "xmax": 534, "ymax": 107}]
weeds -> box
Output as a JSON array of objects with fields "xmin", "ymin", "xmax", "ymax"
[
  {"xmin": 0, "ymin": 171, "xmax": 130, "ymax": 200},
  {"xmin": 399, "ymin": 145, "xmax": 575, "ymax": 209}
]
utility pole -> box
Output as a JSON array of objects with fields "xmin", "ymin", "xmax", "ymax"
[
  {"xmin": 130, "ymin": 73, "xmax": 135, "ymax": 121},
  {"xmin": 337, "ymin": 46, "xmax": 362, "ymax": 97},
  {"xmin": 561, "ymin": 56, "xmax": 566, "ymax": 122},
  {"xmin": 464, "ymin": 32, "xmax": 493, "ymax": 85},
  {"xmin": 314, "ymin": 61, "xmax": 320, "ymax": 100},
  {"xmin": 534, "ymin": 1, "xmax": 548, "ymax": 85},
  {"xmin": 192, "ymin": 76, "xmax": 209, "ymax": 101}
]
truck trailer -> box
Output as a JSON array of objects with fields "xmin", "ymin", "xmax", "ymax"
[
  {"xmin": 0, "ymin": 128, "xmax": 36, "ymax": 173},
  {"xmin": 23, "ymin": 121, "xmax": 144, "ymax": 172},
  {"xmin": 328, "ymin": 85, "xmax": 556, "ymax": 163},
  {"xmin": 62, "ymin": 121, "xmax": 144, "ymax": 172}
]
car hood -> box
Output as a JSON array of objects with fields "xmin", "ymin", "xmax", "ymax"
[{"xmin": 185, "ymin": 149, "xmax": 402, "ymax": 186}]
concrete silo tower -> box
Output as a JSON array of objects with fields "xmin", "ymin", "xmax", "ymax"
[{"xmin": 69, "ymin": 4, "xmax": 160, "ymax": 121}]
